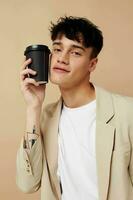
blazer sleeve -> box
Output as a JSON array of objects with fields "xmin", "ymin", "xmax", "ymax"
[{"xmin": 16, "ymin": 134, "xmax": 43, "ymax": 193}]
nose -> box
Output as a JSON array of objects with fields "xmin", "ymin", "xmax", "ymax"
[{"xmin": 57, "ymin": 51, "xmax": 69, "ymax": 65}]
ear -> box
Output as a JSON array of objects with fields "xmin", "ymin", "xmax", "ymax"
[{"xmin": 88, "ymin": 57, "xmax": 98, "ymax": 72}]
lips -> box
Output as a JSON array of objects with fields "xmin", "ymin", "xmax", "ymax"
[{"xmin": 53, "ymin": 66, "xmax": 70, "ymax": 73}]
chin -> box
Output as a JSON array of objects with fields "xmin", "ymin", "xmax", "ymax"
[
  {"xmin": 49, "ymin": 76, "xmax": 62, "ymax": 85},
  {"xmin": 49, "ymin": 77, "xmax": 69, "ymax": 89}
]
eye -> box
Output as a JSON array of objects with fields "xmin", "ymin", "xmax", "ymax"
[
  {"xmin": 71, "ymin": 51, "xmax": 81, "ymax": 56},
  {"xmin": 53, "ymin": 48, "xmax": 61, "ymax": 52}
]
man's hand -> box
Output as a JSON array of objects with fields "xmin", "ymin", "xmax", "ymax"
[{"xmin": 20, "ymin": 57, "xmax": 46, "ymax": 110}]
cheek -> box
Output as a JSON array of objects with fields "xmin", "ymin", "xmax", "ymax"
[{"xmin": 70, "ymin": 59, "xmax": 89, "ymax": 74}]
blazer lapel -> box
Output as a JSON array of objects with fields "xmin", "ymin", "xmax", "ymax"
[
  {"xmin": 94, "ymin": 84, "xmax": 115, "ymax": 200},
  {"xmin": 43, "ymin": 97, "xmax": 63, "ymax": 200}
]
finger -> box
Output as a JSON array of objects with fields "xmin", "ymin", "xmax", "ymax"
[
  {"xmin": 20, "ymin": 68, "xmax": 37, "ymax": 81},
  {"xmin": 24, "ymin": 78, "xmax": 39, "ymax": 87},
  {"xmin": 20, "ymin": 68, "xmax": 36, "ymax": 78},
  {"xmin": 21, "ymin": 58, "xmax": 32, "ymax": 70}
]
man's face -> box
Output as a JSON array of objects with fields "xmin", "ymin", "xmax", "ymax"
[{"xmin": 49, "ymin": 35, "xmax": 97, "ymax": 89}]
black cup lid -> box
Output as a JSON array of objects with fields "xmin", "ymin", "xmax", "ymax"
[{"xmin": 24, "ymin": 44, "xmax": 50, "ymax": 55}]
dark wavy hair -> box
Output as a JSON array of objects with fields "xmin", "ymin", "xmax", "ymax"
[{"xmin": 49, "ymin": 15, "xmax": 103, "ymax": 58}]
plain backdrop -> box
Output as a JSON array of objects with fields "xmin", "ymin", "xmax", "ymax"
[{"xmin": 0, "ymin": 0, "xmax": 133, "ymax": 199}]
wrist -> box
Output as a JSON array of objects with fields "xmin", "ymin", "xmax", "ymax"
[
  {"xmin": 27, "ymin": 106, "xmax": 42, "ymax": 115},
  {"xmin": 26, "ymin": 107, "xmax": 41, "ymax": 133}
]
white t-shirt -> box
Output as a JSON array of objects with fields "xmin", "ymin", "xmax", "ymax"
[{"xmin": 57, "ymin": 99, "xmax": 99, "ymax": 200}]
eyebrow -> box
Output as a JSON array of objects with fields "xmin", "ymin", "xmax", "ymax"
[{"xmin": 52, "ymin": 41, "xmax": 85, "ymax": 51}]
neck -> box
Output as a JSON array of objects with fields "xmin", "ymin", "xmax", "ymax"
[{"xmin": 59, "ymin": 81, "xmax": 96, "ymax": 108}]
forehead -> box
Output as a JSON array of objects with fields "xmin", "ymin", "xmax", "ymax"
[{"xmin": 52, "ymin": 35, "xmax": 86, "ymax": 51}]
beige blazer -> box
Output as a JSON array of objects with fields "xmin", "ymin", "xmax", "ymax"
[{"xmin": 16, "ymin": 84, "xmax": 133, "ymax": 200}]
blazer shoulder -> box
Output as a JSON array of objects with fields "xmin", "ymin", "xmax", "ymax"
[
  {"xmin": 97, "ymin": 85, "xmax": 133, "ymax": 116},
  {"xmin": 109, "ymin": 90, "xmax": 133, "ymax": 121},
  {"xmin": 111, "ymin": 91, "xmax": 133, "ymax": 108},
  {"xmin": 98, "ymin": 86, "xmax": 133, "ymax": 105}
]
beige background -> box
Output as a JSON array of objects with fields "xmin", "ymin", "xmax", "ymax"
[{"xmin": 0, "ymin": 0, "xmax": 133, "ymax": 199}]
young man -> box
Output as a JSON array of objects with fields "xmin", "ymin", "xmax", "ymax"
[{"xmin": 16, "ymin": 16, "xmax": 133, "ymax": 200}]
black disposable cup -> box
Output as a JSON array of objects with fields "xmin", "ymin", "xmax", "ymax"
[{"xmin": 24, "ymin": 44, "xmax": 51, "ymax": 84}]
